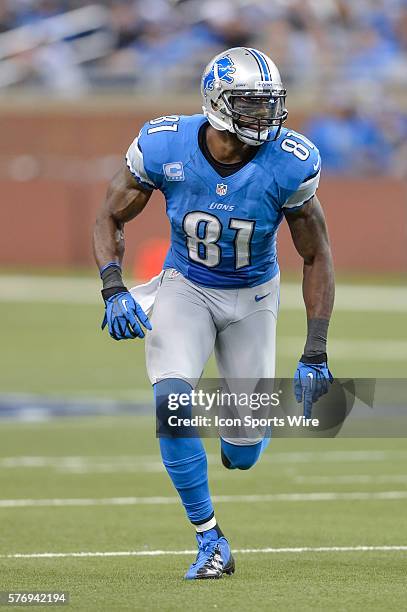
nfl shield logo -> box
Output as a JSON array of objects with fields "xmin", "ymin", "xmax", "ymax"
[{"xmin": 216, "ymin": 183, "xmax": 228, "ymax": 196}]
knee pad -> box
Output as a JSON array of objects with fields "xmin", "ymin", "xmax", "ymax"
[{"xmin": 154, "ymin": 378, "xmax": 193, "ymax": 438}]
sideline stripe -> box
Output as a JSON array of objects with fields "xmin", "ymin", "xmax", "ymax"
[
  {"xmin": 1, "ymin": 546, "xmax": 406, "ymax": 560},
  {"xmin": 1, "ymin": 491, "xmax": 407, "ymax": 508},
  {"xmin": 1, "ymin": 276, "xmax": 406, "ymax": 312}
]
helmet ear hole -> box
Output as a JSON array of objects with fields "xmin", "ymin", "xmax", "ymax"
[{"xmin": 211, "ymin": 100, "xmax": 220, "ymax": 111}]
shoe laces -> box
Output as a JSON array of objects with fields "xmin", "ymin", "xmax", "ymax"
[{"xmin": 193, "ymin": 534, "xmax": 218, "ymax": 566}]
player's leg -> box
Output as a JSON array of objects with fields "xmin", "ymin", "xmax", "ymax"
[
  {"xmin": 147, "ymin": 270, "xmax": 215, "ymax": 523},
  {"xmin": 146, "ymin": 270, "xmax": 234, "ymax": 578},
  {"xmin": 216, "ymin": 309, "xmax": 275, "ymax": 470},
  {"xmin": 214, "ymin": 275, "xmax": 279, "ymax": 470}
]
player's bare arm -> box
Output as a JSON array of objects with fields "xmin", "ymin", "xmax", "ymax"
[
  {"xmin": 284, "ymin": 195, "xmax": 334, "ymax": 322},
  {"xmin": 93, "ymin": 166, "xmax": 153, "ymax": 341},
  {"xmin": 285, "ymin": 195, "xmax": 335, "ymax": 416},
  {"xmin": 93, "ymin": 166, "xmax": 152, "ymax": 269}
]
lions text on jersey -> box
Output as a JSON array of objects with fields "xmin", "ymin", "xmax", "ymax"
[{"xmin": 126, "ymin": 114, "xmax": 321, "ymax": 289}]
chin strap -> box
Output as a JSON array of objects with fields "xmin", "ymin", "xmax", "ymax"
[
  {"xmin": 234, "ymin": 123, "xmax": 282, "ymax": 146},
  {"xmin": 235, "ymin": 130, "xmax": 264, "ymax": 147}
]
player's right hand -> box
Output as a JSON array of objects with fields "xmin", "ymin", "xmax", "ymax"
[{"xmin": 101, "ymin": 290, "xmax": 152, "ymax": 341}]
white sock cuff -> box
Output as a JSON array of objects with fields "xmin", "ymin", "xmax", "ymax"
[{"xmin": 195, "ymin": 516, "xmax": 217, "ymax": 533}]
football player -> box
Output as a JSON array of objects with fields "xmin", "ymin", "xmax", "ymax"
[{"xmin": 93, "ymin": 47, "xmax": 334, "ymax": 579}]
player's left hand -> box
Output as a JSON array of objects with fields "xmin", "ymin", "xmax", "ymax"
[
  {"xmin": 294, "ymin": 354, "xmax": 333, "ymax": 419},
  {"xmin": 101, "ymin": 290, "xmax": 152, "ymax": 341}
]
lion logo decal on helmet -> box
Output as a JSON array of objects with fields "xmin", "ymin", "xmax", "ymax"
[{"xmin": 203, "ymin": 56, "xmax": 236, "ymax": 93}]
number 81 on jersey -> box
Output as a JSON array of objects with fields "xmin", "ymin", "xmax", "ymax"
[{"xmin": 183, "ymin": 212, "xmax": 255, "ymax": 270}]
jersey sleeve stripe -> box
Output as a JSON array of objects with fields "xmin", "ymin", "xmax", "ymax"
[
  {"xmin": 125, "ymin": 159, "xmax": 155, "ymax": 191},
  {"xmin": 126, "ymin": 136, "xmax": 157, "ymax": 189},
  {"xmin": 282, "ymin": 170, "xmax": 321, "ymax": 209},
  {"xmin": 302, "ymin": 168, "xmax": 320, "ymax": 185}
]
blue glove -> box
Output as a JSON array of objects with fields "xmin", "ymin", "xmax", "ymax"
[
  {"xmin": 294, "ymin": 354, "xmax": 333, "ymax": 419},
  {"xmin": 102, "ymin": 291, "xmax": 152, "ymax": 341}
]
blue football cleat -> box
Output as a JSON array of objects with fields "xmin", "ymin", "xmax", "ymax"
[{"xmin": 184, "ymin": 529, "xmax": 235, "ymax": 580}]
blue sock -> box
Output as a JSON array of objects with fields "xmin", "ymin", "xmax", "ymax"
[
  {"xmin": 154, "ymin": 379, "xmax": 214, "ymax": 524},
  {"xmin": 221, "ymin": 434, "xmax": 271, "ymax": 470}
]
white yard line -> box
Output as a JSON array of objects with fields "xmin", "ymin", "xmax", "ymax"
[
  {"xmin": 277, "ymin": 338, "xmax": 407, "ymax": 362},
  {"xmin": 280, "ymin": 284, "xmax": 407, "ymax": 313},
  {"xmin": 219, "ymin": 450, "xmax": 407, "ymax": 463},
  {"xmin": 0, "ymin": 276, "xmax": 100, "ymax": 304},
  {"xmin": 1, "ymin": 276, "xmax": 406, "ymax": 312},
  {"xmin": 1, "ymin": 546, "xmax": 406, "ymax": 560},
  {"xmin": 0, "ymin": 491, "xmax": 407, "ymax": 508},
  {"xmin": 0, "ymin": 456, "xmax": 164, "ymax": 473},
  {"xmin": 1, "ymin": 458, "xmax": 406, "ymax": 481},
  {"xmin": 294, "ymin": 475, "xmax": 407, "ymax": 484},
  {"xmin": 1, "ymin": 455, "xmax": 407, "ymax": 477},
  {"xmin": 280, "ymin": 337, "xmax": 407, "ymax": 360},
  {"xmin": 1, "ymin": 450, "xmax": 407, "ymax": 471}
]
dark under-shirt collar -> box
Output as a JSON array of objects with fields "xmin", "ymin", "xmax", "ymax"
[{"xmin": 198, "ymin": 121, "xmax": 259, "ymax": 178}]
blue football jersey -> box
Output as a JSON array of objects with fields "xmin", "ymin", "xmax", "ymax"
[{"xmin": 126, "ymin": 114, "xmax": 321, "ymax": 289}]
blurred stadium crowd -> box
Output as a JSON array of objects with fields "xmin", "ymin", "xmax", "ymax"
[{"xmin": 0, "ymin": 0, "xmax": 406, "ymax": 176}]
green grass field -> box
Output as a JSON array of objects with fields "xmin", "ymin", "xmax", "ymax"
[
  {"xmin": 0, "ymin": 420, "xmax": 406, "ymax": 611},
  {"xmin": 0, "ymin": 274, "xmax": 406, "ymax": 610},
  {"xmin": 1, "ymin": 275, "xmax": 406, "ymax": 399}
]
